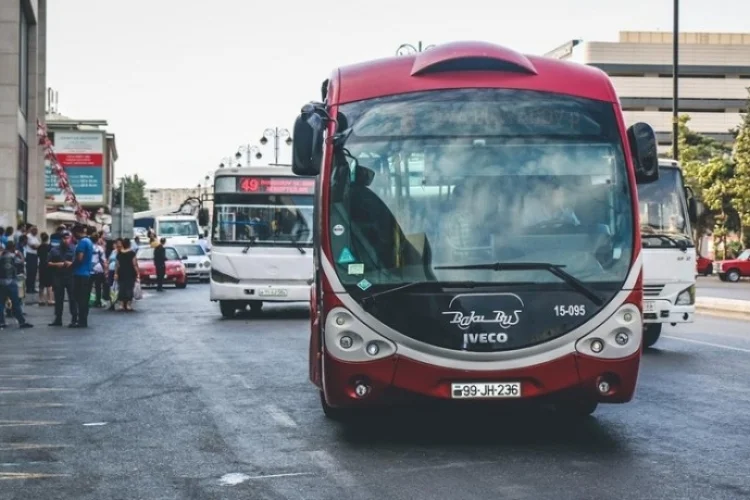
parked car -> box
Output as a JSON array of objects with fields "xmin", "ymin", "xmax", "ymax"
[
  {"xmin": 696, "ymin": 253, "xmax": 713, "ymax": 276},
  {"xmin": 173, "ymin": 244, "xmax": 210, "ymax": 282},
  {"xmin": 713, "ymin": 249, "xmax": 750, "ymax": 282},
  {"xmin": 136, "ymin": 246, "xmax": 187, "ymax": 288}
]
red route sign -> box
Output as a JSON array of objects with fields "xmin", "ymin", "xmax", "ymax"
[{"xmin": 238, "ymin": 176, "xmax": 315, "ymax": 194}]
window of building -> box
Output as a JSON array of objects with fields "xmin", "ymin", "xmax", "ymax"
[
  {"xmin": 18, "ymin": 4, "xmax": 29, "ymax": 115},
  {"xmin": 17, "ymin": 136, "xmax": 28, "ymax": 223}
]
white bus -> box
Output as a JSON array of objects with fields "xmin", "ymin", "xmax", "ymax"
[
  {"xmin": 209, "ymin": 165, "xmax": 314, "ymax": 317},
  {"xmin": 636, "ymin": 159, "xmax": 703, "ymax": 347}
]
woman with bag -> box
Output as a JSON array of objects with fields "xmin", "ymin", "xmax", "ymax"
[{"xmin": 114, "ymin": 238, "xmax": 139, "ymax": 312}]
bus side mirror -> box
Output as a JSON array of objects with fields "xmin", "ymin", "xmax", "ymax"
[
  {"xmin": 627, "ymin": 122, "xmax": 659, "ymax": 184},
  {"xmin": 685, "ymin": 186, "xmax": 705, "ymax": 224},
  {"xmin": 291, "ymin": 102, "xmax": 325, "ymax": 177}
]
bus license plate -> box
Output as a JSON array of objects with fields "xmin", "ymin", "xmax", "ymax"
[
  {"xmin": 451, "ymin": 382, "xmax": 521, "ymax": 399},
  {"xmin": 643, "ymin": 301, "xmax": 656, "ymax": 312},
  {"xmin": 259, "ymin": 288, "xmax": 288, "ymax": 297}
]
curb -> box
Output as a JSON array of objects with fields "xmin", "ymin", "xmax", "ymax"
[{"xmin": 696, "ymin": 296, "xmax": 750, "ymax": 319}]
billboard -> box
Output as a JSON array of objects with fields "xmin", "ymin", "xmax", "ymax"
[{"xmin": 45, "ymin": 131, "xmax": 105, "ymax": 204}]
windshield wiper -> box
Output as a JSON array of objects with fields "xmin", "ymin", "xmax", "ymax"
[
  {"xmin": 433, "ymin": 262, "xmax": 604, "ymax": 306},
  {"xmin": 360, "ymin": 281, "xmax": 478, "ymax": 309},
  {"xmin": 241, "ymin": 238, "xmax": 257, "ymax": 254},
  {"xmin": 641, "ymin": 232, "xmax": 690, "ymax": 249}
]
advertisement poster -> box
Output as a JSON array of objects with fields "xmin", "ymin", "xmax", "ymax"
[{"xmin": 45, "ymin": 131, "xmax": 105, "ymax": 203}]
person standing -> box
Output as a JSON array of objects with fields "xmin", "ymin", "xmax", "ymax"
[
  {"xmin": 37, "ymin": 232, "xmax": 53, "ymax": 306},
  {"xmin": 72, "ymin": 225, "xmax": 94, "ymax": 328},
  {"xmin": 0, "ymin": 241, "xmax": 33, "ymax": 330},
  {"xmin": 48, "ymin": 230, "xmax": 76, "ymax": 327},
  {"xmin": 24, "ymin": 226, "xmax": 40, "ymax": 294},
  {"xmin": 107, "ymin": 239, "xmax": 121, "ymax": 311},
  {"xmin": 89, "ymin": 233, "xmax": 107, "ymax": 308},
  {"xmin": 114, "ymin": 238, "xmax": 138, "ymax": 312},
  {"xmin": 154, "ymin": 238, "xmax": 167, "ymax": 292}
]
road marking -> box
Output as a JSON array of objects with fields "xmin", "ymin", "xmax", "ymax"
[
  {"xmin": 82, "ymin": 422, "xmax": 107, "ymax": 427},
  {"xmin": 663, "ymin": 335, "xmax": 750, "ymax": 353},
  {"xmin": 0, "ymin": 403, "xmax": 67, "ymax": 408},
  {"xmin": 0, "ymin": 472, "xmax": 70, "ymax": 480},
  {"xmin": 0, "ymin": 356, "xmax": 67, "ymax": 361},
  {"xmin": 0, "ymin": 388, "xmax": 72, "ymax": 394},
  {"xmin": 218, "ymin": 471, "xmax": 313, "ymax": 486},
  {"xmin": 309, "ymin": 450, "xmax": 357, "ymax": 489},
  {"xmin": 0, "ymin": 421, "xmax": 62, "ymax": 428},
  {"xmin": 263, "ymin": 404, "xmax": 297, "ymax": 428},
  {"xmin": 0, "ymin": 375, "xmax": 75, "ymax": 380},
  {"xmin": 0, "ymin": 444, "xmax": 68, "ymax": 451}
]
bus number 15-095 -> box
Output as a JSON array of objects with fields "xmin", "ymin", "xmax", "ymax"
[{"xmin": 554, "ymin": 305, "xmax": 586, "ymax": 316}]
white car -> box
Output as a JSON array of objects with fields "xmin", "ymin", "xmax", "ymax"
[{"xmin": 173, "ymin": 244, "xmax": 211, "ymax": 282}]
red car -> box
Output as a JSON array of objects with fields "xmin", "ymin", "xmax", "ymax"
[
  {"xmin": 696, "ymin": 254, "xmax": 713, "ymax": 276},
  {"xmin": 136, "ymin": 246, "xmax": 187, "ymax": 288},
  {"xmin": 714, "ymin": 249, "xmax": 750, "ymax": 282}
]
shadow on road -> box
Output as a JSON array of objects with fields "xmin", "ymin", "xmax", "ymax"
[{"xmin": 335, "ymin": 403, "xmax": 626, "ymax": 454}]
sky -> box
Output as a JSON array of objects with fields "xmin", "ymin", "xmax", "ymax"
[{"xmin": 46, "ymin": 0, "xmax": 750, "ymax": 189}]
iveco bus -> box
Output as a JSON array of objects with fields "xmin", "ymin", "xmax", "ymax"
[
  {"xmin": 291, "ymin": 41, "xmax": 659, "ymax": 418},
  {"xmin": 637, "ymin": 159, "xmax": 703, "ymax": 347},
  {"xmin": 209, "ymin": 165, "xmax": 314, "ymax": 318}
]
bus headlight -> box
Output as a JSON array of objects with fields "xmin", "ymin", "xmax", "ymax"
[
  {"xmin": 575, "ymin": 303, "xmax": 642, "ymax": 359},
  {"xmin": 325, "ymin": 308, "xmax": 396, "ymax": 362},
  {"xmin": 676, "ymin": 285, "xmax": 695, "ymax": 306}
]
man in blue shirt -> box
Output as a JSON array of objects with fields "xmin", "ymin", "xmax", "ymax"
[{"xmin": 72, "ymin": 225, "xmax": 94, "ymax": 328}]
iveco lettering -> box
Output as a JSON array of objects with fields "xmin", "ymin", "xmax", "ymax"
[{"xmin": 290, "ymin": 41, "xmax": 660, "ymax": 420}]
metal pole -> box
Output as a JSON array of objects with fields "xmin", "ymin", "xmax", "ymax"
[
  {"xmin": 274, "ymin": 128, "xmax": 280, "ymax": 164},
  {"xmin": 672, "ymin": 0, "xmax": 679, "ymax": 160},
  {"xmin": 119, "ymin": 180, "xmax": 125, "ymax": 238}
]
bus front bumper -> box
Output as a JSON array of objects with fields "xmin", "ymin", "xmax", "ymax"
[
  {"xmin": 321, "ymin": 350, "xmax": 641, "ymax": 409},
  {"xmin": 210, "ymin": 280, "xmax": 310, "ymax": 302},
  {"xmin": 642, "ymin": 299, "xmax": 695, "ymax": 324}
]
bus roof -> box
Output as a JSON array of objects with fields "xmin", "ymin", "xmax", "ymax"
[
  {"xmin": 331, "ymin": 41, "xmax": 618, "ymax": 105},
  {"xmin": 213, "ymin": 165, "xmax": 294, "ymax": 178}
]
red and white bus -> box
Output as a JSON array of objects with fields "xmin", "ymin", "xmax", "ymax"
[{"xmin": 291, "ymin": 41, "xmax": 659, "ymax": 419}]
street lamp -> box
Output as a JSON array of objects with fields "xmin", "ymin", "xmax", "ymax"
[
  {"xmin": 672, "ymin": 0, "xmax": 679, "ymax": 161},
  {"xmin": 235, "ymin": 144, "xmax": 262, "ymax": 166},
  {"xmin": 218, "ymin": 156, "xmax": 239, "ymax": 169},
  {"xmin": 396, "ymin": 41, "xmax": 436, "ymax": 56},
  {"xmin": 204, "ymin": 175, "xmax": 210, "ymax": 199},
  {"xmin": 259, "ymin": 127, "xmax": 292, "ymax": 164}
]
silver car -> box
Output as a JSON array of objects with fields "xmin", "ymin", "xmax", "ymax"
[{"xmin": 173, "ymin": 244, "xmax": 210, "ymax": 282}]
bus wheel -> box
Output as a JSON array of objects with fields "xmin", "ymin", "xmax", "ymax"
[
  {"xmin": 644, "ymin": 323, "xmax": 662, "ymax": 348},
  {"xmin": 320, "ymin": 392, "xmax": 353, "ymax": 421},
  {"xmin": 249, "ymin": 301, "xmax": 263, "ymax": 313},
  {"xmin": 219, "ymin": 301, "xmax": 236, "ymax": 318},
  {"xmin": 556, "ymin": 399, "xmax": 598, "ymax": 417}
]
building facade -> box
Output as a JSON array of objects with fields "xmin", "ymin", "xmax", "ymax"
[
  {"xmin": 0, "ymin": 0, "xmax": 47, "ymax": 228},
  {"xmin": 547, "ymin": 31, "xmax": 750, "ymax": 154}
]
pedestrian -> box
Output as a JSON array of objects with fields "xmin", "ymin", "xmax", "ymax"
[
  {"xmin": 154, "ymin": 238, "xmax": 167, "ymax": 292},
  {"xmin": 71, "ymin": 225, "xmax": 94, "ymax": 328},
  {"xmin": 48, "ymin": 230, "xmax": 76, "ymax": 327},
  {"xmin": 37, "ymin": 232, "xmax": 54, "ymax": 306},
  {"xmin": 25, "ymin": 225, "xmax": 40, "ymax": 294},
  {"xmin": 0, "ymin": 241, "xmax": 33, "ymax": 330},
  {"xmin": 107, "ymin": 239, "xmax": 121, "ymax": 311},
  {"xmin": 89, "ymin": 233, "xmax": 107, "ymax": 308},
  {"xmin": 114, "ymin": 238, "xmax": 138, "ymax": 312},
  {"xmin": 132, "ymin": 236, "xmax": 141, "ymax": 252},
  {"xmin": 0, "ymin": 227, "xmax": 11, "ymax": 247}
]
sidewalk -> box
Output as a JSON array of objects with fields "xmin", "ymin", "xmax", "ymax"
[{"xmin": 696, "ymin": 296, "xmax": 750, "ymax": 318}]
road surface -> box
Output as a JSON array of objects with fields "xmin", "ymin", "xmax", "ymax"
[
  {"xmin": 1, "ymin": 285, "xmax": 749, "ymax": 499},
  {"xmin": 697, "ymin": 275, "xmax": 750, "ymax": 300}
]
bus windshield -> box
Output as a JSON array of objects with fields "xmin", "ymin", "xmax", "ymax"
[
  {"xmin": 636, "ymin": 167, "xmax": 693, "ymax": 248},
  {"xmin": 328, "ymin": 88, "xmax": 635, "ymax": 288},
  {"xmin": 211, "ymin": 176, "xmax": 314, "ymax": 246},
  {"xmin": 158, "ymin": 219, "xmax": 199, "ymax": 237}
]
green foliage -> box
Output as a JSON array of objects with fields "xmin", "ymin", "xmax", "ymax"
[
  {"xmin": 113, "ymin": 175, "xmax": 150, "ymax": 212},
  {"xmin": 730, "ymin": 88, "xmax": 750, "ymax": 248}
]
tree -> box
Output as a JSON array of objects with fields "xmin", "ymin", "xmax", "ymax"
[
  {"xmin": 730, "ymin": 87, "xmax": 750, "ymax": 248},
  {"xmin": 113, "ymin": 174, "xmax": 150, "ymax": 212}
]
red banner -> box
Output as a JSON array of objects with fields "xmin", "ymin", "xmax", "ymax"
[{"xmin": 57, "ymin": 153, "xmax": 104, "ymax": 167}]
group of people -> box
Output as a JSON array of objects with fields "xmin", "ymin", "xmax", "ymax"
[{"xmin": 0, "ymin": 223, "xmax": 145, "ymax": 330}]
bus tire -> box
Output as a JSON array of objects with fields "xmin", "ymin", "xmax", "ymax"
[
  {"xmin": 175, "ymin": 282, "xmax": 187, "ymax": 289},
  {"xmin": 556, "ymin": 399, "xmax": 598, "ymax": 417},
  {"xmin": 249, "ymin": 301, "xmax": 263, "ymax": 313},
  {"xmin": 219, "ymin": 301, "xmax": 236, "ymax": 318},
  {"xmin": 320, "ymin": 391, "xmax": 353, "ymax": 421},
  {"xmin": 644, "ymin": 323, "xmax": 662, "ymax": 348}
]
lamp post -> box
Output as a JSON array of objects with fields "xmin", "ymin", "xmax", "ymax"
[
  {"xmin": 204, "ymin": 175, "xmax": 210, "ymax": 200},
  {"xmin": 396, "ymin": 41, "xmax": 436, "ymax": 56},
  {"xmin": 235, "ymin": 144, "xmax": 262, "ymax": 167},
  {"xmin": 218, "ymin": 156, "xmax": 239, "ymax": 169},
  {"xmin": 260, "ymin": 127, "xmax": 292, "ymax": 164},
  {"xmin": 672, "ymin": 0, "xmax": 680, "ymax": 161}
]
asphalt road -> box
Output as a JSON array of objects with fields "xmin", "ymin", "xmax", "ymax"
[
  {"xmin": 697, "ymin": 275, "xmax": 750, "ymax": 300},
  {"xmin": 1, "ymin": 285, "xmax": 749, "ymax": 500}
]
